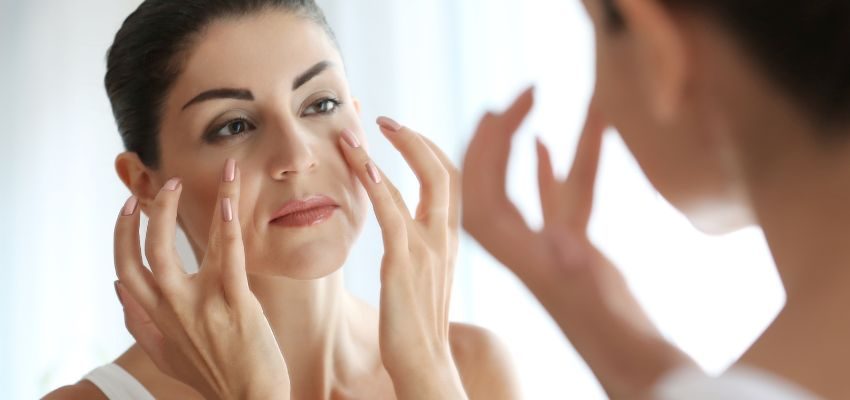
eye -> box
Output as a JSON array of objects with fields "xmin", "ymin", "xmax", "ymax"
[
  {"xmin": 206, "ymin": 118, "xmax": 256, "ymax": 142},
  {"xmin": 303, "ymin": 98, "xmax": 341, "ymax": 116}
]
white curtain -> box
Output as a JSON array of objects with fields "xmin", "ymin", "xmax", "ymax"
[{"xmin": 1, "ymin": 0, "xmax": 784, "ymax": 398}]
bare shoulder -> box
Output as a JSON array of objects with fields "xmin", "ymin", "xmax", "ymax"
[
  {"xmin": 449, "ymin": 322, "xmax": 521, "ymax": 400},
  {"xmin": 41, "ymin": 380, "xmax": 107, "ymax": 400}
]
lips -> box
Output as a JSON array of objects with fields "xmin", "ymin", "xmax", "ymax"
[{"xmin": 269, "ymin": 195, "xmax": 339, "ymax": 228}]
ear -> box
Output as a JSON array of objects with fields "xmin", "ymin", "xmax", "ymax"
[
  {"xmin": 617, "ymin": 0, "xmax": 688, "ymax": 121},
  {"xmin": 352, "ymin": 97, "xmax": 362, "ymax": 114},
  {"xmin": 115, "ymin": 152, "xmax": 160, "ymax": 214}
]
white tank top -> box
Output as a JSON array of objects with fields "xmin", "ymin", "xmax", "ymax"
[
  {"xmin": 83, "ymin": 363, "xmax": 155, "ymax": 400},
  {"xmin": 82, "ymin": 362, "xmax": 822, "ymax": 399},
  {"xmin": 654, "ymin": 366, "xmax": 822, "ymax": 400}
]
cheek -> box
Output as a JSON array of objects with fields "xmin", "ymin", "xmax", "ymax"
[
  {"xmin": 594, "ymin": 41, "xmax": 691, "ymax": 202},
  {"xmin": 595, "ymin": 48, "xmax": 730, "ymax": 213},
  {"xmin": 175, "ymin": 179, "xmax": 219, "ymax": 248},
  {"xmin": 595, "ymin": 43, "xmax": 658, "ymax": 169}
]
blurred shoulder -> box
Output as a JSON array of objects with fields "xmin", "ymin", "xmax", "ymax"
[
  {"xmin": 41, "ymin": 380, "xmax": 107, "ymax": 400},
  {"xmin": 449, "ymin": 322, "xmax": 521, "ymax": 400}
]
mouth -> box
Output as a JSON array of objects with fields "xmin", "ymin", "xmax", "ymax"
[{"xmin": 269, "ymin": 194, "xmax": 340, "ymax": 228}]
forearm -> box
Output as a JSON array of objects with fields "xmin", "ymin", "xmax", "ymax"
[
  {"xmin": 388, "ymin": 354, "xmax": 469, "ymax": 400},
  {"xmin": 530, "ymin": 261, "xmax": 696, "ymax": 399},
  {"xmin": 561, "ymin": 303, "xmax": 695, "ymax": 399}
]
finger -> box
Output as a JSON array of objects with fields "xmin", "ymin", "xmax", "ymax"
[
  {"xmin": 115, "ymin": 195, "xmax": 160, "ymax": 312},
  {"xmin": 536, "ymin": 137, "xmax": 558, "ymax": 227},
  {"xmin": 412, "ymin": 135, "xmax": 460, "ymax": 324},
  {"xmin": 377, "ymin": 117, "xmax": 450, "ymax": 228},
  {"xmin": 381, "ymin": 169, "xmax": 414, "ymax": 222},
  {"xmin": 116, "ymin": 280, "xmax": 168, "ymax": 371},
  {"xmin": 416, "ymin": 135, "xmax": 461, "ymax": 237},
  {"xmin": 560, "ymin": 101, "xmax": 607, "ymax": 232},
  {"xmin": 117, "ymin": 281, "xmax": 218, "ymax": 395},
  {"xmin": 205, "ymin": 159, "xmax": 249, "ymax": 300},
  {"xmin": 461, "ymin": 87, "xmax": 537, "ymax": 267},
  {"xmin": 144, "ymin": 177, "xmax": 188, "ymax": 295},
  {"xmin": 462, "ymin": 87, "xmax": 534, "ymax": 207},
  {"xmin": 338, "ymin": 129, "xmax": 409, "ymax": 255}
]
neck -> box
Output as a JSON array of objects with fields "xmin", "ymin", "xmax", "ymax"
[
  {"xmin": 247, "ymin": 270, "xmax": 381, "ymax": 399},
  {"xmin": 724, "ymin": 71, "xmax": 850, "ymax": 398}
]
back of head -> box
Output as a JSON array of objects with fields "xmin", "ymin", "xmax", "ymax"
[{"xmin": 604, "ymin": 0, "xmax": 850, "ymax": 130}]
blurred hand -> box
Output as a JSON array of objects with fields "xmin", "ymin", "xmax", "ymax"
[
  {"xmin": 461, "ymin": 88, "xmax": 695, "ymax": 399},
  {"xmin": 338, "ymin": 118, "xmax": 467, "ymax": 400},
  {"xmin": 114, "ymin": 159, "xmax": 290, "ymax": 400}
]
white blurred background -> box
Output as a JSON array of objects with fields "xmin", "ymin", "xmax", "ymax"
[{"xmin": 0, "ymin": 0, "xmax": 784, "ymax": 398}]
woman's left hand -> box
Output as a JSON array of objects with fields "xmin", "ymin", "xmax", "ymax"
[
  {"xmin": 338, "ymin": 118, "xmax": 466, "ymax": 400},
  {"xmin": 461, "ymin": 88, "xmax": 695, "ymax": 398}
]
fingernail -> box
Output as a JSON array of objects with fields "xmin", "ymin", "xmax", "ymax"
[
  {"xmin": 222, "ymin": 197, "xmax": 233, "ymax": 222},
  {"xmin": 224, "ymin": 159, "xmax": 236, "ymax": 182},
  {"xmin": 341, "ymin": 129, "xmax": 360, "ymax": 148},
  {"xmin": 164, "ymin": 177, "xmax": 181, "ymax": 191},
  {"xmin": 365, "ymin": 161, "xmax": 382, "ymax": 184},
  {"xmin": 121, "ymin": 196, "xmax": 138, "ymax": 216},
  {"xmin": 376, "ymin": 116, "xmax": 402, "ymax": 132},
  {"xmin": 114, "ymin": 280, "xmax": 125, "ymax": 307}
]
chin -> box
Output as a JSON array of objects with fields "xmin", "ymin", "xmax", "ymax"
[{"xmin": 248, "ymin": 242, "xmax": 349, "ymax": 280}]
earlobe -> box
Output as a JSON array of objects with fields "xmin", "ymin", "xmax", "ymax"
[
  {"xmin": 115, "ymin": 152, "xmax": 158, "ymax": 210},
  {"xmin": 618, "ymin": 0, "xmax": 688, "ymax": 122}
]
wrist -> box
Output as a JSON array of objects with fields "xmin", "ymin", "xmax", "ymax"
[
  {"xmin": 238, "ymin": 376, "xmax": 290, "ymax": 400},
  {"xmin": 388, "ymin": 351, "xmax": 467, "ymax": 400}
]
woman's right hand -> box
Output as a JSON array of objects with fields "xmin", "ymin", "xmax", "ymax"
[{"xmin": 113, "ymin": 159, "xmax": 290, "ymax": 400}]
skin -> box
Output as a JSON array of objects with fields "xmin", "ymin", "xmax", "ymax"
[
  {"xmin": 463, "ymin": 0, "xmax": 850, "ymax": 399},
  {"xmin": 45, "ymin": 11, "xmax": 520, "ymax": 400}
]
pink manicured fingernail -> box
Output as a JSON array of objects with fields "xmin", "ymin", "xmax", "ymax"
[
  {"xmin": 222, "ymin": 197, "xmax": 233, "ymax": 222},
  {"xmin": 376, "ymin": 116, "xmax": 402, "ymax": 132},
  {"xmin": 121, "ymin": 196, "xmax": 138, "ymax": 216},
  {"xmin": 365, "ymin": 161, "xmax": 382, "ymax": 184},
  {"xmin": 164, "ymin": 177, "xmax": 181, "ymax": 191},
  {"xmin": 224, "ymin": 159, "xmax": 236, "ymax": 182},
  {"xmin": 341, "ymin": 129, "xmax": 360, "ymax": 148}
]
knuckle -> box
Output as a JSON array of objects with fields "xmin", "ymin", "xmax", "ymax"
[
  {"xmin": 387, "ymin": 185, "xmax": 404, "ymax": 202},
  {"xmin": 446, "ymin": 164, "xmax": 460, "ymax": 184},
  {"xmin": 218, "ymin": 180, "xmax": 239, "ymax": 199},
  {"xmin": 152, "ymin": 191, "xmax": 173, "ymax": 208},
  {"xmin": 431, "ymin": 167, "xmax": 451, "ymax": 192},
  {"xmin": 145, "ymin": 241, "xmax": 170, "ymax": 263},
  {"xmin": 217, "ymin": 225, "xmax": 241, "ymax": 244}
]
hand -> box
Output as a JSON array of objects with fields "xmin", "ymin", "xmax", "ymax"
[
  {"xmin": 461, "ymin": 88, "xmax": 695, "ymax": 398},
  {"xmin": 113, "ymin": 159, "xmax": 290, "ymax": 400},
  {"xmin": 338, "ymin": 118, "xmax": 467, "ymax": 400}
]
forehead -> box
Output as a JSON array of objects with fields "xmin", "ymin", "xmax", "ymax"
[{"xmin": 174, "ymin": 11, "xmax": 341, "ymax": 98}]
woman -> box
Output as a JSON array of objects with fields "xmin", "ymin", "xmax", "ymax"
[
  {"xmin": 44, "ymin": 0, "xmax": 518, "ymax": 399},
  {"xmin": 464, "ymin": 0, "xmax": 849, "ymax": 399}
]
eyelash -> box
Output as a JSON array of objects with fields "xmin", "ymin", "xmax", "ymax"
[{"xmin": 203, "ymin": 97, "xmax": 343, "ymax": 143}]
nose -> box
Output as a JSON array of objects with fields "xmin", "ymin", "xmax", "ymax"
[{"xmin": 267, "ymin": 128, "xmax": 319, "ymax": 180}]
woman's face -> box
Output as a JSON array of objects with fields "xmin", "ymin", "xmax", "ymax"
[
  {"xmin": 581, "ymin": 0, "xmax": 753, "ymax": 233},
  {"xmin": 155, "ymin": 11, "xmax": 367, "ymax": 279}
]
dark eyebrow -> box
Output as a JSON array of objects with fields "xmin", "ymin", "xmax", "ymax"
[
  {"xmin": 293, "ymin": 61, "xmax": 333, "ymax": 90},
  {"xmin": 182, "ymin": 88, "xmax": 254, "ymax": 111}
]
